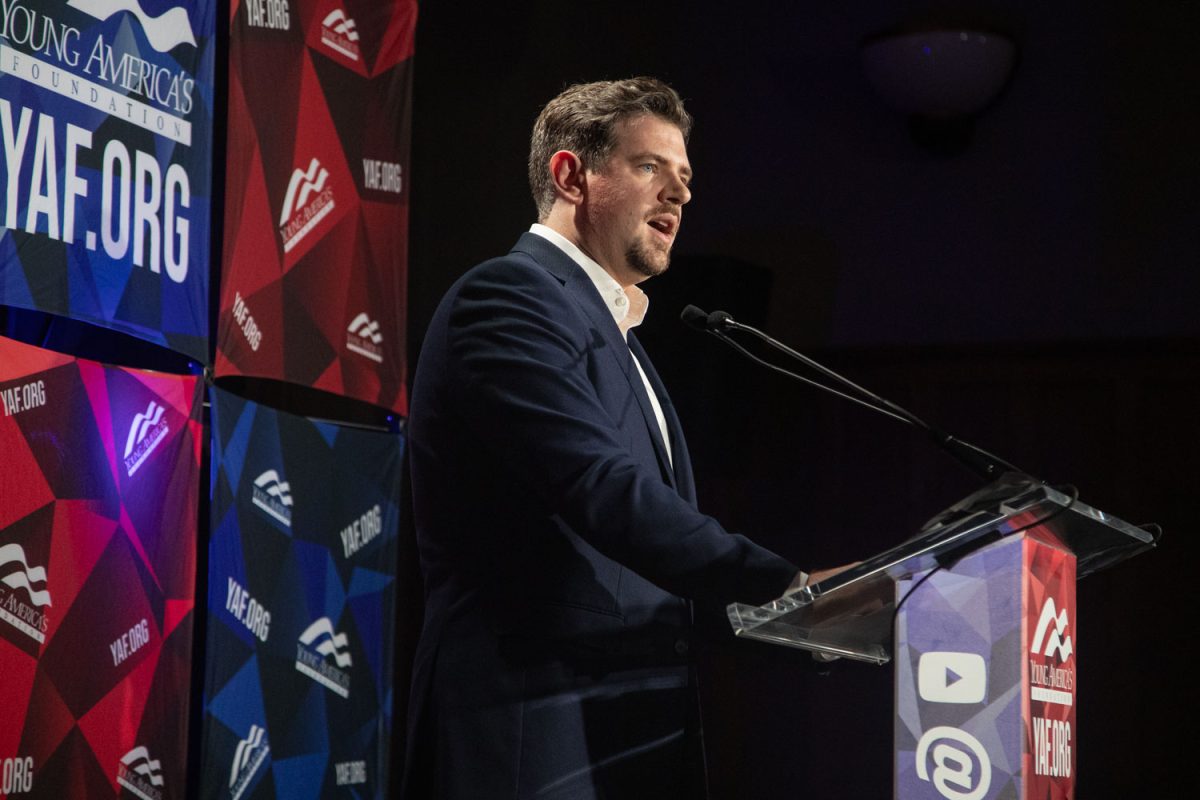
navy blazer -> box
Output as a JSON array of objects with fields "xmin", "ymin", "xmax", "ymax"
[{"xmin": 403, "ymin": 232, "xmax": 796, "ymax": 799}]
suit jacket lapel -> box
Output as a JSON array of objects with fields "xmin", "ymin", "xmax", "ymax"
[
  {"xmin": 629, "ymin": 332, "xmax": 696, "ymax": 504},
  {"xmin": 512, "ymin": 233, "xmax": 677, "ymax": 488}
]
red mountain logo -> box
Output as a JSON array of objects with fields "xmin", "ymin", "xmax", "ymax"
[
  {"xmin": 278, "ymin": 158, "xmax": 335, "ymax": 254},
  {"xmin": 1031, "ymin": 597, "xmax": 1073, "ymax": 663},
  {"xmin": 346, "ymin": 313, "xmax": 384, "ymax": 363},
  {"xmin": 123, "ymin": 401, "xmax": 170, "ymax": 476},
  {"xmin": 320, "ymin": 8, "xmax": 361, "ymax": 61}
]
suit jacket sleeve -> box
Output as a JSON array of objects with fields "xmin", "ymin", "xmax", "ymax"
[{"xmin": 441, "ymin": 256, "xmax": 797, "ymax": 608}]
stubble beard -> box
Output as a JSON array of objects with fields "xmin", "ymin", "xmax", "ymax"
[{"xmin": 626, "ymin": 238, "xmax": 671, "ymax": 279}]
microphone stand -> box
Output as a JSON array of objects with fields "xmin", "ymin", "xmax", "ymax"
[{"xmin": 680, "ymin": 305, "xmax": 1030, "ymax": 483}]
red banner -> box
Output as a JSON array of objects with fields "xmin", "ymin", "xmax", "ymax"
[
  {"xmin": 215, "ymin": 0, "xmax": 416, "ymax": 413},
  {"xmin": 1024, "ymin": 531, "xmax": 1077, "ymax": 797},
  {"xmin": 0, "ymin": 336, "xmax": 202, "ymax": 799}
]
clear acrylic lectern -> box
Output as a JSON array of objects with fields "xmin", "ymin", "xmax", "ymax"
[{"xmin": 726, "ymin": 474, "xmax": 1157, "ymax": 664}]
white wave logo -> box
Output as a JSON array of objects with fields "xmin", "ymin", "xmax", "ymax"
[
  {"xmin": 116, "ymin": 746, "xmax": 163, "ymax": 800},
  {"xmin": 0, "ymin": 545, "xmax": 51, "ymax": 609},
  {"xmin": 299, "ymin": 617, "xmax": 353, "ymax": 667},
  {"xmin": 346, "ymin": 313, "xmax": 384, "ymax": 362},
  {"xmin": 229, "ymin": 724, "xmax": 270, "ymax": 800},
  {"xmin": 278, "ymin": 158, "xmax": 336, "ymax": 253},
  {"xmin": 295, "ymin": 617, "xmax": 353, "ymax": 697},
  {"xmin": 1031, "ymin": 597, "xmax": 1073, "ymax": 662},
  {"xmin": 279, "ymin": 159, "xmax": 329, "ymax": 226},
  {"xmin": 67, "ymin": 0, "xmax": 197, "ymax": 52},
  {"xmin": 0, "ymin": 543, "xmax": 52, "ymax": 644},
  {"xmin": 322, "ymin": 9, "xmax": 359, "ymax": 40},
  {"xmin": 320, "ymin": 8, "xmax": 361, "ymax": 61},
  {"xmin": 123, "ymin": 401, "xmax": 170, "ymax": 476},
  {"xmin": 251, "ymin": 470, "xmax": 293, "ymax": 527}
]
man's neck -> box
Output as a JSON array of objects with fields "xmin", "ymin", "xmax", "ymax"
[{"xmin": 540, "ymin": 211, "xmax": 639, "ymax": 289}]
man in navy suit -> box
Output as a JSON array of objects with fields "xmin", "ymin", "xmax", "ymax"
[{"xmin": 404, "ymin": 78, "xmax": 837, "ymax": 798}]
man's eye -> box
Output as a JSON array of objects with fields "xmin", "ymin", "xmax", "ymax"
[{"xmin": 640, "ymin": 164, "xmax": 656, "ymax": 173}]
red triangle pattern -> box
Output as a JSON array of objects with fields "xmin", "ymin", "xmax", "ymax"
[
  {"xmin": 0, "ymin": 335, "xmax": 74, "ymax": 382},
  {"xmin": 77, "ymin": 361, "xmax": 122, "ymax": 489},
  {"xmin": 162, "ymin": 599, "xmax": 193, "ymax": 640},
  {"xmin": 46, "ymin": 502, "xmax": 119, "ymax": 631},
  {"xmin": 21, "ymin": 667, "xmax": 80, "ymax": 769},
  {"xmin": 215, "ymin": 3, "xmax": 410, "ymax": 413},
  {"xmin": 0, "ymin": 417, "xmax": 54, "ymax": 530},
  {"xmin": 76, "ymin": 635, "xmax": 163, "ymax": 791},
  {"xmin": 0, "ymin": 349, "xmax": 199, "ymax": 797},
  {"xmin": 0, "ymin": 643, "xmax": 37, "ymax": 756}
]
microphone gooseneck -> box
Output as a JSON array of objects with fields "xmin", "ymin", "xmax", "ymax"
[{"xmin": 679, "ymin": 305, "xmax": 1028, "ymax": 482}]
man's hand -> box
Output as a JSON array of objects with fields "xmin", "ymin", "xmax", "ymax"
[
  {"xmin": 807, "ymin": 562, "xmax": 861, "ymax": 586},
  {"xmin": 785, "ymin": 562, "xmax": 862, "ymax": 596}
]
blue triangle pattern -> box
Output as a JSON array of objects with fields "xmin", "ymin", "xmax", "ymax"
[
  {"xmin": 207, "ymin": 655, "xmax": 268, "ymax": 736},
  {"xmin": 271, "ymin": 752, "xmax": 328, "ymax": 800}
]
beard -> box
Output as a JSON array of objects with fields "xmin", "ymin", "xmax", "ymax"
[{"xmin": 626, "ymin": 236, "xmax": 672, "ymax": 279}]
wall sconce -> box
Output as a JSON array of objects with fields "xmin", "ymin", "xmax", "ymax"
[{"xmin": 861, "ymin": 29, "xmax": 1016, "ymax": 119}]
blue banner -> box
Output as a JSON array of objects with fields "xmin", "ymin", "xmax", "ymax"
[
  {"xmin": 201, "ymin": 386, "xmax": 403, "ymax": 799},
  {"xmin": 0, "ymin": 0, "xmax": 215, "ymax": 360}
]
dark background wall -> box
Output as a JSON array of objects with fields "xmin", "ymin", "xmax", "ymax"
[{"xmin": 405, "ymin": 1, "xmax": 1198, "ymax": 797}]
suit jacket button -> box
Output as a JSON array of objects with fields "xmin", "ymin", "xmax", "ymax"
[{"xmin": 674, "ymin": 639, "xmax": 689, "ymax": 656}]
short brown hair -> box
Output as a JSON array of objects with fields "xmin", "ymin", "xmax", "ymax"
[{"xmin": 529, "ymin": 77, "xmax": 692, "ymax": 220}]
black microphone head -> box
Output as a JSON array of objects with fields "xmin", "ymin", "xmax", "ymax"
[
  {"xmin": 680, "ymin": 305, "xmax": 709, "ymax": 331},
  {"xmin": 707, "ymin": 310, "xmax": 733, "ymax": 330}
]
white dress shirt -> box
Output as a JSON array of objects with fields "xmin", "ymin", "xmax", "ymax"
[{"xmin": 529, "ymin": 224, "xmax": 673, "ymax": 467}]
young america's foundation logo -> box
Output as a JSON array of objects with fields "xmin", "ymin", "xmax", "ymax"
[
  {"xmin": 228, "ymin": 724, "xmax": 270, "ymax": 800},
  {"xmin": 0, "ymin": 544, "xmax": 51, "ymax": 644},
  {"xmin": 66, "ymin": 0, "xmax": 197, "ymax": 52},
  {"xmin": 1031, "ymin": 597, "xmax": 1073, "ymax": 662},
  {"xmin": 346, "ymin": 313, "xmax": 383, "ymax": 363},
  {"xmin": 319, "ymin": 8, "xmax": 361, "ymax": 61},
  {"xmin": 1, "ymin": 0, "xmax": 200, "ymax": 146},
  {"xmin": 116, "ymin": 746, "xmax": 163, "ymax": 800},
  {"xmin": 251, "ymin": 470, "xmax": 293, "ymax": 527},
  {"xmin": 278, "ymin": 158, "xmax": 335, "ymax": 253},
  {"xmin": 123, "ymin": 401, "xmax": 170, "ymax": 476},
  {"xmin": 294, "ymin": 617, "xmax": 352, "ymax": 697},
  {"xmin": 1028, "ymin": 595, "xmax": 1076, "ymax": 709}
]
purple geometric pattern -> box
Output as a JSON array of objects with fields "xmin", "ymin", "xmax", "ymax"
[{"xmin": 895, "ymin": 528, "xmax": 1077, "ymax": 800}]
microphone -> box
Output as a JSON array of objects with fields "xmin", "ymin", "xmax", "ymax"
[
  {"xmin": 680, "ymin": 305, "xmax": 732, "ymax": 333},
  {"xmin": 679, "ymin": 304, "xmax": 709, "ymax": 331},
  {"xmin": 679, "ymin": 305, "xmax": 1027, "ymax": 482}
]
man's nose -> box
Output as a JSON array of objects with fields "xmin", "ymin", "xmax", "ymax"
[{"xmin": 662, "ymin": 174, "xmax": 691, "ymax": 206}]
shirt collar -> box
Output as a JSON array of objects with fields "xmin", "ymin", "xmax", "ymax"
[{"xmin": 529, "ymin": 223, "xmax": 649, "ymax": 337}]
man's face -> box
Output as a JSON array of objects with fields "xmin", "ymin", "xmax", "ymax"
[{"xmin": 580, "ymin": 114, "xmax": 692, "ymax": 285}]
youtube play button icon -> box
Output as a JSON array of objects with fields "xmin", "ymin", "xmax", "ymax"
[{"xmin": 918, "ymin": 651, "xmax": 987, "ymax": 704}]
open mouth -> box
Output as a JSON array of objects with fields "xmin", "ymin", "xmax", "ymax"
[{"xmin": 647, "ymin": 215, "xmax": 677, "ymax": 241}]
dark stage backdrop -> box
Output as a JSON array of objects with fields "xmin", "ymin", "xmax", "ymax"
[
  {"xmin": 0, "ymin": 335, "xmax": 202, "ymax": 799},
  {"xmin": 199, "ymin": 387, "xmax": 403, "ymax": 800},
  {"xmin": 0, "ymin": 0, "xmax": 216, "ymax": 361},
  {"xmin": 406, "ymin": 2, "xmax": 1199, "ymax": 796},
  {"xmin": 215, "ymin": 0, "xmax": 416, "ymax": 413}
]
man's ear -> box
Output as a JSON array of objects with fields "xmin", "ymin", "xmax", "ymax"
[{"xmin": 549, "ymin": 150, "xmax": 586, "ymax": 206}]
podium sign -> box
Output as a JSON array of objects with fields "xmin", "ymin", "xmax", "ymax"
[
  {"xmin": 728, "ymin": 477, "xmax": 1152, "ymax": 796},
  {"xmin": 895, "ymin": 524, "xmax": 1076, "ymax": 799}
]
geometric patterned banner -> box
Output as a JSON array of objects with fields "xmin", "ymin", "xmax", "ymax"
[
  {"xmin": 0, "ymin": 0, "xmax": 216, "ymax": 361},
  {"xmin": 200, "ymin": 386, "xmax": 403, "ymax": 799},
  {"xmin": 894, "ymin": 522, "xmax": 1078, "ymax": 800},
  {"xmin": 0, "ymin": 335, "xmax": 202, "ymax": 798},
  {"xmin": 214, "ymin": 0, "xmax": 416, "ymax": 412}
]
